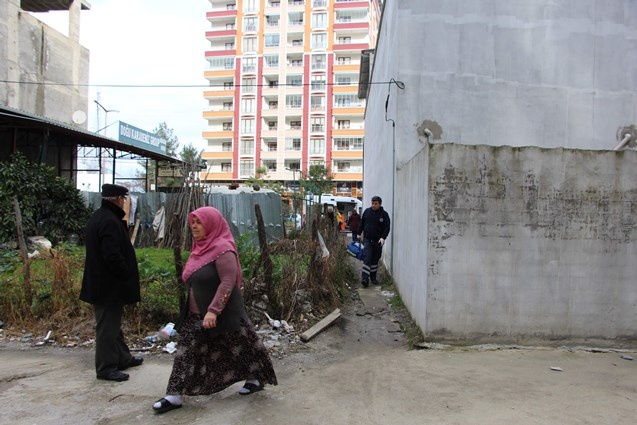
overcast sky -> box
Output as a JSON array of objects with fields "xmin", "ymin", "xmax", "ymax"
[{"xmin": 34, "ymin": 0, "xmax": 209, "ymax": 152}]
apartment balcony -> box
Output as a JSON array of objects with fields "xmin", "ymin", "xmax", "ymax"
[
  {"xmin": 332, "ymin": 128, "xmax": 364, "ymax": 137},
  {"xmin": 333, "ymin": 22, "xmax": 369, "ymax": 31},
  {"xmin": 331, "ymin": 150, "xmax": 363, "ymax": 159},
  {"xmin": 206, "ymin": 49, "xmax": 237, "ymax": 58},
  {"xmin": 332, "ymin": 106, "xmax": 365, "ymax": 115},
  {"xmin": 288, "ymin": 0, "xmax": 305, "ymax": 12},
  {"xmin": 260, "ymin": 150, "xmax": 278, "ymax": 160},
  {"xmin": 203, "ymin": 87, "xmax": 235, "ymax": 98},
  {"xmin": 201, "ymin": 171, "xmax": 233, "ymax": 181},
  {"xmin": 206, "ymin": 29, "xmax": 237, "ymax": 40},
  {"xmin": 332, "ymin": 85, "xmax": 358, "ymax": 94},
  {"xmin": 332, "ymin": 172, "xmax": 363, "ymax": 180},
  {"xmin": 333, "ymin": 43, "xmax": 369, "ymax": 53},
  {"xmin": 333, "ymin": 63, "xmax": 360, "ymax": 73},
  {"xmin": 202, "ymin": 151, "xmax": 233, "ymax": 160},
  {"xmin": 261, "ymin": 129, "xmax": 279, "ymax": 138},
  {"xmin": 203, "ymin": 130, "xmax": 234, "ymax": 139},
  {"xmin": 203, "ymin": 109, "xmax": 234, "ymax": 120},
  {"xmin": 206, "ymin": 10, "xmax": 237, "ymax": 20},
  {"xmin": 334, "ymin": 1, "xmax": 368, "ymax": 10},
  {"xmin": 261, "ymin": 107, "xmax": 279, "ymax": 117}
]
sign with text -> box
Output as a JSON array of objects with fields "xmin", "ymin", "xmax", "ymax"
[{"xmin": 118, "ymin": 121, "xmax": 167, "ymax": 155}]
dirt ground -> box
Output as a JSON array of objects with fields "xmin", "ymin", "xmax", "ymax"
[{"xmin": 1, "ymin": 254, "xmax": 636, "ymax": 424}]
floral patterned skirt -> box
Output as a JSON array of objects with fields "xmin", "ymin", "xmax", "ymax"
[{"xmin": 166, "ymin": 315, "xmax": 277, "ymax": 396}]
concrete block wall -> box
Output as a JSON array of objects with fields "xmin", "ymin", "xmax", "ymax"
[
  {"xmin": 0, "ymin": 0, "xmax": 89, "ymax": 125},
  {"xmin": 426, "ymin": 143, "xmax": 637, "ymax": 344}
]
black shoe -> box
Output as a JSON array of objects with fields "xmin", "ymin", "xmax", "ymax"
[
  {"xmin": 119, "ymin": 356, "xmax": 143, "ymax": 370},
  {"xmin": 239, "ymin": 381, "xmax": 264, "ymax": 395},
  {"xmin": 153, "ymin": 398, "xmax": 183, "ymax": 414},
  {"xmin": 97, "ymin": 370, "xmax": 129, "ymax": 382},
  {"xmin": 371, "ymin": 279, "xmax": 379, "ymax": 286},
  {"xmin": 361, "ymin": 281, "xmax": 369, "ymax": 288}
]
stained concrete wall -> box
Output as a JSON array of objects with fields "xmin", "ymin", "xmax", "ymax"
[
  {"xmin": 427, "ymin": 144, "xmax": 637, "ymax": 344},
  {"xmin": 363, "ymin": 0, "xmax": 637, "ymax": 344},
  {"xmin": 0, "ymin": 0, "xmax": 89, "ymax": 125}
]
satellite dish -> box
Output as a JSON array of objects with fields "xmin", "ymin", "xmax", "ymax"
[{"xmin": 72, "ymin": 110, "xmax": 87, "ymax": 125}]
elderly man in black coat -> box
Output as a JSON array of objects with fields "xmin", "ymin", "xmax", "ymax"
[{"xmin": 80, "ymin": 184, "xmax": 142, "ymax": 382}]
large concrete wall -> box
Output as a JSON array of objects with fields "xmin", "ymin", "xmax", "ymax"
[
  {"xmin": 427, "ymin": 143, "xmax": 637, "ymax": 344},
  {"xmin": 0, "ymin": 0, "xmax": 89, "ymax": 125},
  {"xmin": 363, "ymin": 0, "xmax": 637, "ymax": 344}
]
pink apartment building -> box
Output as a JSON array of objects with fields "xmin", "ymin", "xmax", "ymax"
[{"xmin": 201, "ymin": 0, "xmax": 380, "ymax": 198}]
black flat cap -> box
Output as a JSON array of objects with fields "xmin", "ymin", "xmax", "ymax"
[{"xmin": 101, "ymin": 184, "xmax": 129, "ymax": 197}]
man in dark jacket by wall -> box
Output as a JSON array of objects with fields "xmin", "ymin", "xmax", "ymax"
[
  {"xmin": 359, "ymin": 195, "xmax": 391, "ymax": 287},
  {"xmin": 80, "ymin": 184, "xmax": 142, "ymax": 382}
]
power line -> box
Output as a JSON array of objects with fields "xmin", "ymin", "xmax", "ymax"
[{"xmin": 0, "ymin": 80, "xmax": 394, "ymax": 88}]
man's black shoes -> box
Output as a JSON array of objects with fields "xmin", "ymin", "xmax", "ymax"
[
  {"xmin": 119, "ymin": 356, "xmax": 144, "ymax": 370},
  {"xmin": 97, "ymin": 370, "xmax": 129, "ymax": 382},
  {"xmin": 361, "ymin": 280, "xmax": 369, "ymax": 288}
]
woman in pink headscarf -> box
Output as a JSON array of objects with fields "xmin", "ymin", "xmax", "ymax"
[{"xmin": 153, "ymin": 206, "xmax": 277, "ymax": 414}]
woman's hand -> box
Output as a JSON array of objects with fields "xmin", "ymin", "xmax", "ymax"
[{"xmin": 203, "ymin": 311, "xmax": 218, "ymax": 329}]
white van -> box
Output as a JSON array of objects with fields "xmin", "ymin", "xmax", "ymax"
[{"xmin": 304, "ymin": 194, "xmax": 362, "ymax": 215}]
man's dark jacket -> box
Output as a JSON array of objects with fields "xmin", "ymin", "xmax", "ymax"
[
  {"xmin": 80, "ymin": 200, "xmax": 140, "ymax": 306},
  {"xmin": 360, "ymin": 206, "xmax": 391, "ymax": 242}
]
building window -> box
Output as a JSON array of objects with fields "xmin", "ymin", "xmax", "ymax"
[
  {"xmin": 287, "ymin": 75, "xmax": 302, "ymax": 86},
  {"xmin": 311, "ymin": 117, "xmax": 325, "ymax": 132},
  {"xmin": 264, "ymin": 55, "xmax": 279, "ymax": 68},
  {"xmin": 223, "ymin": 122, "xmax": 233, "ymax": 131},
  {"xmin": 311, "ymin": 33, "xmax": 327, "ymax": 49},
  {"xmin": 223, "ymin": 102, "xmax": 233, "ymax": 110},
  {"xmin": 286, "ymin": 138, "xmax": 302, "ymax": 151},
  {"xmin": 336, "ymin": 76, "xmax": 351, "ymax": 86},
  {"xmin": 240, "ymin": 139, "xmax": 255, "ymax": 155},
  {"xmin": 312, "ymin": 54, "xmax": 326, "ymax": 70},
  {"xmin": 337, "ymin": 120, "xmax": 350, "ymax": 129},
  {"xmin": 265, "ymin": 34, "xmax": 280, "ymax": 47},
  {"xmin": 311, "ymin": 75, "xmax": 325, "ymax": 90},
  {"xmin": 240, "ymin": 119, "xmax": 255, "ymax": 134},
  {"xmin": 311, "ymin": 96, "xmax": 325, "ymax": 110},
  {"xmin": 222, "ymin": 142, "xmax": 232, "ymax": 151},
  {"xmin": 286, "ymin": 94, "xmax": 302, "ymax": 108},
  {"xmin": 226, "ymin": 23, "xmax": 236, "ymax": 30},
  {"xmin": 225, "ymin": 42, "xmax": 235, "ymax": 50},
  {"xmin": 335, "ymin": 94, "xmax": 359, "ymax": 107},
  {"xmin": 244, "ymin": 17, "xmax": 258, "ymax": 32},
  {"xmin": 309, "ymin": 138, "xmax": 325, "ymax": 155},
  {"xmin": 239, "ymin": 160, "xmax": 255, "ymax": 176},
  {"xmin": 285, "ymin": 160, "xmax": 301, "ymax": 171},
  {"xmin": 292, "ymin": 39, "xmax": 303, "ymax": 46},
  {"xmin": 242, "ymin": 77, "xmax": 256, "ymax": 94},
  {"xmin": 267, "ymin": 141, "xmax": 277, "ymax": 151},
  {"xmin": 311, "ymin": 12, "xmax": 327, "ymax": 29},
  {"xmin": 241, "ymin": 98, "xmax": 255, "ymax": 114},
  {"xmin": 242, "ymin": 57, "xmax": 256, "ymax": 73},
  {"xmin": 291, "ymin": 59, "xmax": 302, "ymax": 67},
  {"xmin": 268, "ymin": 101, "xmax": 278, "ymax": 110},
  {"xmin": 266, "ymin": 15, "xmax": 280, "ymax": 27},
  {"xmin": 290, "ymin": 121, "xmax": 301, "ymax": 130},
  {"xmin": 335, "ymin": 137, "xmax": 363, "ymax": 150},
  {"xmin": 264, "ymin": 160, "xmax": 277, "ymax": 171},
  {"xmin": 268, "ymin": 121, "xmax": 277, "ymax": 130},
  {"xmin": 337, "ymin": 36, "xmax": 351, "ymax": 44},
  {"xmin": 243, "ymin": 37, "xmax": 257, "ymax": 53},
  {"xmin": 268, "ymin": 79, "xmax": 279, "ymax": 87},
  {"xmin": 337, "ymin": 162, "xmax": 351, "ymax": 172},
  {"xmin": 337, "ymin": 57, "xmax": 351, "ymax": 65},
  {"xmin": 221, "ymin": 162, "xmax": 232, "ymax": 172},
  {"xmin": 224, "ymin": 81, "xmax": 234, "ymax": 89}
]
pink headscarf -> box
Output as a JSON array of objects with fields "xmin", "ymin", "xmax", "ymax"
[{"xmin": 181, "ymin": 206, "xmax": 243, "ymax": 287}]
